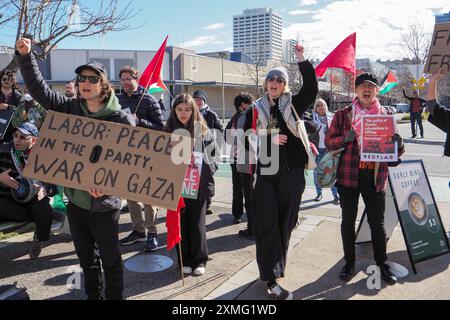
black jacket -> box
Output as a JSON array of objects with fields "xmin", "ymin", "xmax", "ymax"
[
  {"xmin": 428, "ymin": 100, "xmax": 450, "ymax": 157},
  {"xmin": 0, "ymin": 89, "xmax": 23, "ymax": 143},
  {"xmin": 196, "ymin": 133, "xmax": 220, "ymax": 199},
  {"xmin": 16, "ymin": 52, "xmax": 135, "ymax": 212},
  {"xmin": 118, "ymin": 87, "xmax": 164, "ymax": 130}
]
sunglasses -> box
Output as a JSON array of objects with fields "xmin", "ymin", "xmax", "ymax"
[
  {"xmin": 267, "ymin": 76, "xmax": 285, "ymax": 84},
  {"xmin": 77, "ymin": 75, "xmax": 100, "ymax": 84}
]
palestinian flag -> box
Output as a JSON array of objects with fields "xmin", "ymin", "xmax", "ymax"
[
  {"xmin": 379, "ymin": 71, "xmax": 398, "ymax": 95},
  {"xmin": 139, "ymin": 36, "xmax": 168, "ymax": 94},
  {"xmin": 148, "ymin": 77, "xmax": 167, "ymax": 94}
]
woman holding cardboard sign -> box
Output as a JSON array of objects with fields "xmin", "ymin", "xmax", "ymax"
[
  {"xmin": 16, "ymin": 37, "xmax": 135, "ymax": 300},
  {"xmin": 164, "ymin": 94, "xmax": 219, "ymax": 276}
]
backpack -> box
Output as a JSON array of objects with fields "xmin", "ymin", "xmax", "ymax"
[
  {"xmin": 0, "ymin": 283, "xmax": 30, "ymax": 300},
  {"xmin": 315, "ymin": 148, "xmax": 344, "ymax": 188}
]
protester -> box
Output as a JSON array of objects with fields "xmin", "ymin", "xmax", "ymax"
[
  {"xmin": 11, "ymin": 93, "xmax": 47, "ymax": 129},
  {"xmin": 164, "ymin": 93, "xmax": 219, "ymax": 276},
  {"xmin": 312, "ymin": 98, "xmax": 339, "ymax": 204},
  {"xmin": 193, "ymin": 90, "xmax": 224, "ymax": 215},
  {"xmin": 242, "ymin": 44, "xmax": 318, "ymax": 300},
  {"xmin": 225, "ymin": 93, "xmax": 255, "ymax": 237},
  {"xmin": 426, "ymin": 67, "xmax": 449, "ymax": 157},
  {"xmin": 326, "ymin": 73, "xmax": 405, "ymax": 285},
  {"xmin": 0, "ymin": 122, "xmax": 60, "ymax": 259},
  {"xmin": 0, "ymin": 69, "xmax": 23, "ymax": 142},
  {"xmin": 117, "ymin": 66, "xmax": 164, "ymax": 252},
  {"xmin": 65, "ymin": 80, "xmax": 77, "ymax": 99},
  {"xmin": 403, "ymin": 88, "xmax": 426, "ymax": 138},
  {"xmin": 16, "ymin": 37, "xmax": 135, "ymax": 300}
]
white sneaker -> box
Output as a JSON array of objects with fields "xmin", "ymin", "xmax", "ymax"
[
  {"xmin": 182, "ymin": 266, "xmax": 192, "ymax": 274},
  {"xmin": 193, "ymin": 266, "xmax": 206, "ymax": 276}
]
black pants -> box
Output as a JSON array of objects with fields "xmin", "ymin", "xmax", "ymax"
[
  {"xmin": 337, "ymin": 184, "xmax": 387, "ymax": 266},
  {"xmin": 231, "ymin": 165, "xmax": 254, "ymax": 230},
  {"xmin": 0, "ymin": 195, "xmax": 52, "ymax": 241},
  {"xmin": 66, "ymin": 202, "xmax": 123, "ymax": 300},
  {"xmin": 253, "ymin": 164, "xmax": 305, "ymax": 282},
  {"xmin": 177, "ymin": 197, "xmax": 208, "ymax": 269},
  {"xmin": 410, "ymin": 112, "xmax": 423, "ymax": 136}
]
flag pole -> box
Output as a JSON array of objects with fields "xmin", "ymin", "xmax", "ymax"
[
  {"xmin": 134, "ymin": 37, "xmax": 168, "ymax": 115},
  {"xmin": 178, "ymin": 242, "xmax": 185, "ymax": 286}
]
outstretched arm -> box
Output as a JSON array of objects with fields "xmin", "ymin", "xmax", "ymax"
[{"xmin": 16, "ymin": 38, "xmax": 68, "ymax": 111}]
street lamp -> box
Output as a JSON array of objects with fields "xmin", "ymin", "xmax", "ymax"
[{"xmin": 218, "ymin": 52, "xmax": 226, "ymax": 123}]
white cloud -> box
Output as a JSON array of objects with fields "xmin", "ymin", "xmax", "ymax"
[
  {"xmin": 204, "ymin": 23, "xmax": 226, "ymax": 31},
  {"xmin": 181, "ymin": 35, "xmax": 224, "ymax": 48},
  {"xmin": 289, "ymin": 9, "xmax": 312, "ymax": 16},
  {"xmin": 299, "ymin": 0, "xmax": 317, "ymax": 5},
  {"xmin": 284, "ymin": 0, "xmax": 444, "ymax": 60}
]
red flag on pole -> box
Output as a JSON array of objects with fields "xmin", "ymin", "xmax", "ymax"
[
  {"xmin": 138, "ymin": 35, "xmax": 168, "ymax": 91},
  {"xmin": 315, "ymin": 33, "xmax": 356, "ymax": 78},
  {"xmin": 166, "ymin": 197, "xmax": 185, "ymax": 251}
]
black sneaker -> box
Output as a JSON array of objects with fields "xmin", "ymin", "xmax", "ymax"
[
  {"xmin": 120, "ymin": 204, "xmax": 129, "ymax": 212},
  {"xmin": 333, "ymin": 196, "xmax": 340, "ymax": 205},
  {"xmin": 339, "ymin": 263, "xmax": 355, "ymax": 281},
  {"xmin": 233, "ymin": 217, "xmax": 242, "ymax": 224},
  {"xmin": 119, "ymin": 230, "xmax": 146, "ymax": 246},
  {"xmin": 267, "ymin": 283, "xmax": 293, "ymax": 300},
  {"xmin": 206, "ymin": 207, "xmax": 214, "ymax": 215},
  {"xmin": 314, "ymin": 193, "xmax": 322, "ymax": 202},
  {"xmin": 29, "ymin": 233, "xmax": 43, "ymax": 259},
  {"xmin": 238, "ymin": 229, "xmax": 255, "ymax": 240},
  {"xmin": 144, "ymin": 234, "xmax": 159, "ymax": 252},
  {"xmin": 411, "ymin": 135, "xmax": 417, "ymax": 138},
  {"xmin": 379, "ymin": 264, "xmax": 397, "ymax": 285},
  {"xmin": 421, "ymin": 135, "xmax": 424, "ymax": 139}
]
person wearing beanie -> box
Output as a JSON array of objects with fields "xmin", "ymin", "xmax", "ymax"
[
  {"xmin": 241, "ymin": 44, "xmax": 318, "ymax": 300},
  {"xmin": 325, "ymin": 72, "xmax": 405, "ymax": 286},
  {"xmin": 193, "ymin": 89, "xmax": 224, "ymax": 215}
]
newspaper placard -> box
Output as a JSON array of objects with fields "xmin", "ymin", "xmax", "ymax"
[{"xmin": 361, "ymin": 115, "xmax": 397, "ymax": 162}]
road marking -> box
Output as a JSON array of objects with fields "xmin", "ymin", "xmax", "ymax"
[{"xmin": 404, "ymin": 153, "xmax": 446, "ymax": 157}]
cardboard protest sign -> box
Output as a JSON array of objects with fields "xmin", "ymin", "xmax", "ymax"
[
  {"xmin": 0, "ymin": 109, "xmax": 14, "ymax": 140},
  {"xmin": 424, "ymin": 22, "xmax": 450, "ymax": 74},
  {"xmin": 23, "ymin": 111, "xmax": 193, "ymax": 210},
  {"xmin": 360, "ymin": 115, "xmax": 397, "ymax": 162},
  {"xmin": 181, "ymin": 151, "xmax": 203, "ymax": 199}
]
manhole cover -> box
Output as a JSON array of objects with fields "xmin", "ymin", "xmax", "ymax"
[{"xmin": 124, "ymin": 254, "xmax": 173, "ymax": 273}]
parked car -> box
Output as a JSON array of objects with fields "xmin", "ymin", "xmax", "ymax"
[
  {"xmin": 392, "ymin": 103, "xmax": 409, "ymax": 113},
  {"xmin": 382, "ymin": 105, "xmax": 397, "ymax": 114}
]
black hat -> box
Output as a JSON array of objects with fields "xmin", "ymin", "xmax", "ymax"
[
  {"xmin": 75, "ymin": 61, "xmax": 107, "ymax": 78},
  {"xmin": 355, "ymin": 73, "xmax": 378, "ymax": 87},
  {"xmin": 193, "ymin": 90, "xmax": 208, "ymax": 102}
]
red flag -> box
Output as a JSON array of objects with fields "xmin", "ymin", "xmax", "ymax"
[
  {"xmin": 138, "ymin": 36, "xmax": 168, "ymax": 90},
  {"xmin": 315, "ymin": 33, "xmax": 356, "ymax": 77},
  {"xmin": 166, "ymin": 197, "xmax": 185, "ymax": 251}
]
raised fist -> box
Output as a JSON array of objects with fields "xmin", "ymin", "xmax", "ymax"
[{"xmin": 16, "ymin": 38, "xmax": 32, "ymax": 55}]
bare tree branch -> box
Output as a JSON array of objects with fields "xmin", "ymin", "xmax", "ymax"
[
  {"xmin": 400, "ymin": 20, "xmax": 432, "ymax": 64},
  {"xmin": 1, "ymin": 0, "xmax": 140, "ymax": 73}
]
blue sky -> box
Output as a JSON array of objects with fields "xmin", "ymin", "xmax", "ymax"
[{"xmin": 0, "ymin": 0, "xmax": 447, "ymax": 60}]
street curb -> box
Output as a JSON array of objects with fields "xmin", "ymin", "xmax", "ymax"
[{"xmin": 404, "ymin": 138, "xmax": 444, "ymax": 146}]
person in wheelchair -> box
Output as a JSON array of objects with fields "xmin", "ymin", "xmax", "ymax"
[{"xmin": 0, "ymin": 122, "xmax": 63, "ymax": 259}]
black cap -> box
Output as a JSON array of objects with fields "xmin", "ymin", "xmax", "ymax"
[
  {"xmin": 355, "ymin": 73, "xmax": 378, "ymax": 87},
  {"xmin": 193, "ymin": 90, "xmax": 208, "ymax": 102},
  {"xmin": 75, "ymin": 61, "xmax": 107, "ymax": 78}
]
